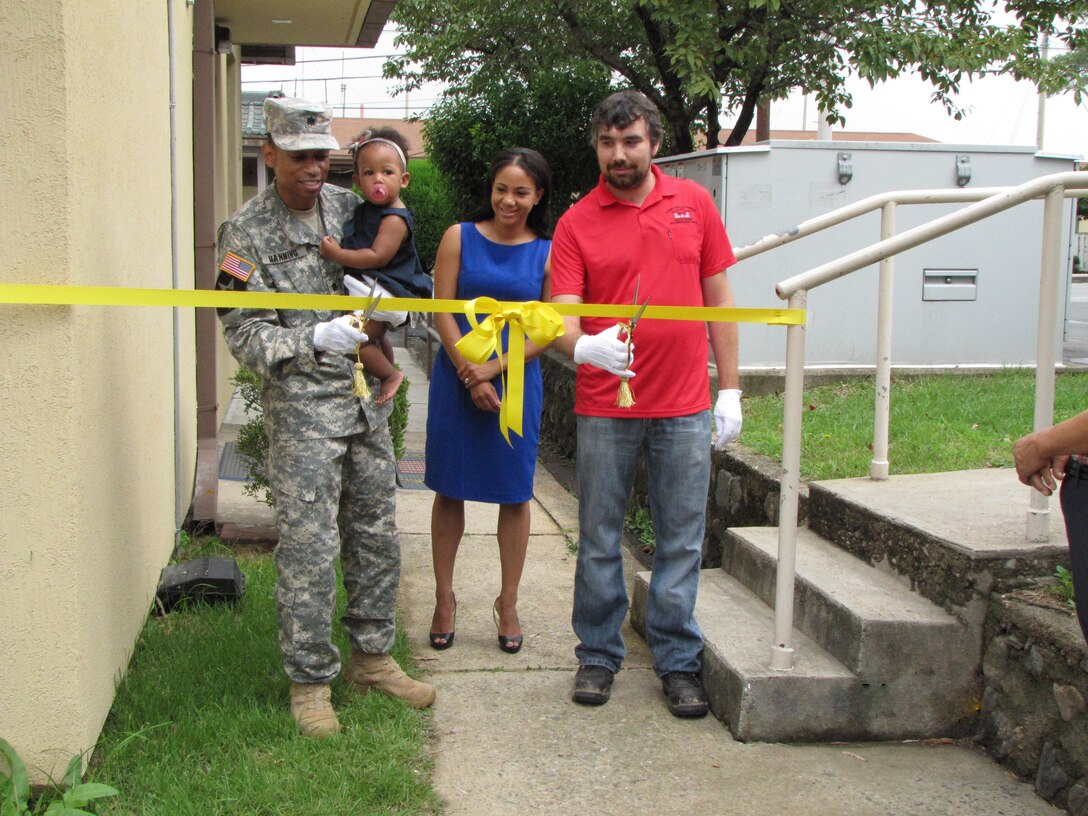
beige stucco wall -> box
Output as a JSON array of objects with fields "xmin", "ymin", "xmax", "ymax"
[{"xmin": 0, "ymin": 0, "xmax": 195, "ymax": 784}]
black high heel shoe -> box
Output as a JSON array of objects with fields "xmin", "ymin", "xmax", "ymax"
[
  {"xmin": 429, "ymin": 597, "xmax": 456, "ymax": 651},
  {"xmin": 493, "ymin": 600, "xmax": 523, "ymax": 654}
]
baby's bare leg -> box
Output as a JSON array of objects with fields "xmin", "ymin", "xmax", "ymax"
[{"xmin": 358, "ymin": 321, "xmax": 403, "ymax": 405}]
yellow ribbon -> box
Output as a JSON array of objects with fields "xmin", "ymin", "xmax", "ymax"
[
  {"xmin": 455, "ymin": 298, "xmax": 566, "ymax": 444},
  {"xmin": 0, "ymin": 284, "xmax": 806, "ymax": 443},
  {"xmin": 0, "ymin": 285, "xmax": 806, "ymax": 325}
]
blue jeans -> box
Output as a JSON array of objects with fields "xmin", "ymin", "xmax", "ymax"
[{"xmin": 573, "ymin": 412, "xmax": 711, "ymax": 676}]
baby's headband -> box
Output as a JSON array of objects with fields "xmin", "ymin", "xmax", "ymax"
[{"xmin": 352, "ymin": 137, "xmax": 407, "ymax": 170}]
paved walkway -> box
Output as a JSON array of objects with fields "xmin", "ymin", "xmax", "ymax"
[{"xmin": 217, "ymin": 342, "xmax": 1058, "ymax": 816}]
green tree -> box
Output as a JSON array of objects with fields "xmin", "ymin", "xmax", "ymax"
[
  {"xmin": 422, "ymin": 64, "xmax": 611, "ymax": 221},
  {"xmin": 1053, "ymin": 38, "xmax": 1088, "ymax": 91},
  {"xmin": 387, "ymin": 0, "xmax": 1087, "ymax": 153},
  {"xmin": 400, "ymin": 158, "xmax": 456, "ymax": 271}
]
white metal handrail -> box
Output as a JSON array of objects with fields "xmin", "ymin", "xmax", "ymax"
[
  {"xmin": 765, "ymin": 170, "xmax": 1088, "ymax": 671},
  {"xmin": 737, "ymin": 184, "xmax": 1085, "ymax": 481}
]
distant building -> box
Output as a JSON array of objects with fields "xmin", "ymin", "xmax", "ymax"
[
  {"xmin": 241, "ymin": 91, "xmax": 426, "ymax": 197},
  {"xmin": 695, "ymin": 128, "xmax": 938, "ymax": 150}
]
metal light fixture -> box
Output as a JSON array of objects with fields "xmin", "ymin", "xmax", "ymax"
[
  {"xmin": 214, "ymin": 24, "xmax": 232, "ymax": 54},
  {"xmin": 956, "ymin": 155, "xmax": 972, "ymax": 187},
  {"xmin": 837, "ymin": 152, "xmax": 853, "ymax": 185}
]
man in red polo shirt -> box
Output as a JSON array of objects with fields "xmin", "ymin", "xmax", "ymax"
[{"xmin": 550, "ymin": 89, "xmax": 742, "ymax": 718}]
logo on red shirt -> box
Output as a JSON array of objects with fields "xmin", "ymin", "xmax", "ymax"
[{"xmin": 669, "ymin": 206, "xmax": 698, "ymax": 225}]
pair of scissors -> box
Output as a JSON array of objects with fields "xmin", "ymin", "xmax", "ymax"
[
  {"xmin": 623, "ymin": 276, "xmax": 650, "ymax": 338},
  {"xmin": 348, "ymin": 279, "xmax": 383, "ymax": 331}
]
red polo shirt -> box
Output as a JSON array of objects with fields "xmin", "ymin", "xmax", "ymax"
[{"xmin": 551, "ymin": 165, "xmax": 736, "ymax": 417}]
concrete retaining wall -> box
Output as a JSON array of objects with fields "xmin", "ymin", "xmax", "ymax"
[{"xmin": 980, "ymin": 596, "xmax": 1088, "ymax": 814}]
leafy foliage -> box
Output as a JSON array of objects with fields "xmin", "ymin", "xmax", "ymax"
[
  {"xmin": 1051, "ymin": 31, "xmax": 1088, "ymax": 92},
  {"xmin": 1, "ymin": 738, "xmax": 119, "ymax": 816},
  {"xmin": 229, "ymin": 368, "xmax": 272, "ymax": 508},
  {"xmin": 1052, "ymin": 564, "xmax": 1077, "ymax": 611},
  {"xmin": 399, "ymin": 159, "xmax": 457, "ymax": 272},
  {"xmin": 389, "ymin": 366, "xmax": 410, "ymax": 461},
  {"xmin": 422, "ymin": 65, "xmax": 611, "ymax": 222},
  {"xmin": 625, "ymin": 504, "xmax": 657, "ymax": 554},
  {"xmin": 387, "ymin": 0, "xmax": 1088, "ymax": 152}
]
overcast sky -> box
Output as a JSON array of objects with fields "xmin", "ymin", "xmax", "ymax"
[{"xmin": 241, "ymin": 27, "xmax": 1088, "ymax": 160}]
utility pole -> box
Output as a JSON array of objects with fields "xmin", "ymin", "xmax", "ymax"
[{"xmin": 1037, "ymin": 32, "xmax": 1050, "ymax": 151}]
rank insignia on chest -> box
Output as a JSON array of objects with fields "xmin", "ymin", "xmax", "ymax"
[{"xmin": 219, "ymin": 252, "xmax": 256, "ymax": 283}]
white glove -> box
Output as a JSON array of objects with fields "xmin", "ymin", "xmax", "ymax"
[
  {"xmin": 713, "ymin": 389, "xmax": 743, "ymax": 449},
  {"xmin": 573, "ymin": 324, "xmax": 635, "ymax": 379},
  {"xmin": 344, "ymin": 276, "xmax": 408, "ymax": 326},
  {"xmin": 313, "ymin": 315, "xmax": 368, "ymax": 354}
]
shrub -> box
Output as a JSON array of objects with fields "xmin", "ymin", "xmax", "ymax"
[
  {"xmin": 230, "ymin": 367, "xmax": 410, "ymax": 508},
  {"xmin": 229, "ymin": 367, "xmax": 272, "ymax": 508},
  {"xmin": 400, "ymin": 159, "xmax": 457, "ymax": 273}
]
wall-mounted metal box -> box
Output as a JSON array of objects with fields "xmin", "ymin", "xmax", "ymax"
[{"xmin": 923, "ymin": 269, "xmax": 977, "ymax": 301}]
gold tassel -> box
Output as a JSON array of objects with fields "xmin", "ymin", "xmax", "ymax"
[
  {"xmin": 352, "ymin": 345, "xmax": 371, "ymax": 400},
  {"xmin": 615, "ymin": 328, "xmax": 635, "ymax": 407},
  {"xmin": 615, "ymin": 379, "xmax": 635, "ymax": 407}
]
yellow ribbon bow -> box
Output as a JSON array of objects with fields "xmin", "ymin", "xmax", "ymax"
[{"xmin": 455, "ymin": 297, "xmax": 566, "ymax": 444}]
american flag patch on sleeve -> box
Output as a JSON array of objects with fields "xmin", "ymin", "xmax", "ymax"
[{"xmin": 219, "ymin": 252, "xmax": 256, "ymax": 282}]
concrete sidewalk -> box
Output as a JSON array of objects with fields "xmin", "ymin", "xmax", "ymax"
[{"xmin": 218, "ymin": 345, "xmax": 1057, "ymax": 816}]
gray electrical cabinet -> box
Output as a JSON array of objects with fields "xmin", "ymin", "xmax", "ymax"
[{"xmin": 655, "ymin": 141, "xmax": 1077, "ymax": 367}]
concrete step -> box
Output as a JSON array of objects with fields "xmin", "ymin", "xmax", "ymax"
[
  {"xmin": 632, "ymin": 526, "xmax": 981, "ymax": 742},
  {"xmin": 805, "ymin": 472, "xmax": 1067, "ymax": 615},
  {"xmin": 632, "ymin": 568, "xmax": 860, "ymax": 742},
  {"xmin": 722, "ymin": 526, "xmax": 979, "ymax": 683}
]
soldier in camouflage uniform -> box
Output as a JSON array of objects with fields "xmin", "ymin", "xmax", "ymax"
[{"xmin": 216, "ymin": 96, "xmax": 435, "ymax": 738}]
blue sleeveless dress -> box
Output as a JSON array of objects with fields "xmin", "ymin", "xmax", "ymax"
[{"xmin": 425, "ymin": 223, "xmax": 551, "ymax": 504}]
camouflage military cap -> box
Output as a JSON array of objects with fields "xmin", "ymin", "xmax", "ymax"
[{"xmin": 264, "ymin": 96, "xmax": 340, "ymax": 151}]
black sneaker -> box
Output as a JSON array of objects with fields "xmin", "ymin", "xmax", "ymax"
[
  {"xmin": 571, "ymin": 665, "xmax": 614, "ymax": 706},
  {"xmin": 661, "ymin": 671, "xmax": 708, "ymax": 718}
]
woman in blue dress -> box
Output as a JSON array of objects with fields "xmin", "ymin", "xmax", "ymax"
[{"xmin": 425, "ymin": 148, "xmax": 553, "ymax": 654}]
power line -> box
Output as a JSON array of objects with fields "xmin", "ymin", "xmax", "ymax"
[
  {"xmin": 283, "ymin": 53, "xmax": 400, "ymax": 63},
  {"xmin": 242, "ymin": 74, "xmax": 395, "ymax": 84}
]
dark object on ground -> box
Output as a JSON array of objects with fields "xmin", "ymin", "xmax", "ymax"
[{"xmin": 156, "ymin": 557, "xmax": 246, "ymax": 613}]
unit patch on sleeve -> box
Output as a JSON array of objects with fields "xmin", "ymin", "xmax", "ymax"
[{"xmin": 219, "ymin": 251, "xmax": 256, "ymax": 283}]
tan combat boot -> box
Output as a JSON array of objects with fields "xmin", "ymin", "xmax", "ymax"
[
  {"xmin": 289, "ymin": 682, "xmax": 341, "ymax": 738},
  {"xmin": 344, "ymin": 651, "xmax": 436, "ymax": 708}
]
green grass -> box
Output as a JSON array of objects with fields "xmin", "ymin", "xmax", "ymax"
[
  {"xmin": 740, "ymin": 369, "xmax": 1088, "ymax": 481},
  {"xmin": 87, "ymin": 545, "xmax": 439, "ymax": 816}
]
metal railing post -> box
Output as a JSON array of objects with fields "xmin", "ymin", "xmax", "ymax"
[
  {"xmin": 772, "ymin": 289, "xmax": 807, "ymax": 671},
  {"xmin": 870, "ymin": 201, "xmax": 896, "ymax": 480},
  {"xmin": 1026, "ymin": 185, "xmax": 1065, "ymax": 541}
]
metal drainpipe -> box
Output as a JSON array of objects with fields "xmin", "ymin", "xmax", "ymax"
[
  {"xmin": 167, "ymin": 0, "xmax": 184, "ymax": 545},
  {"xmin": 191, "ymin": 0, "xmax": 219, "ymax": 526}
]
